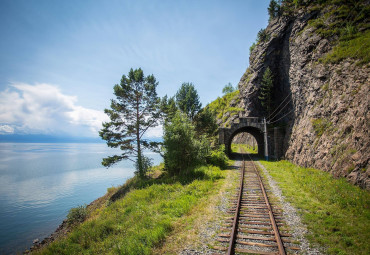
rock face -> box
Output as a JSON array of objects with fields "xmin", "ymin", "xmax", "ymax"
[{"xmin": 234, "ymin": 7, "xmax": 369, "ymax": 189}]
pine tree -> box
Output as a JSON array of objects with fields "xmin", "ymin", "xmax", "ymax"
[
  {"xmin": 160, "ymin": 95, "xmax": 178, "ymax": 121},
  {"xmin": 99, "ymin": 68, "xmax": 161, "ymax": 178},
  {"xmin": 175, "ymin": 82, "xmax": 202, "ymax": 120},
  {"xmin": 222, "ymin": 82, "xmax": 235, "ymax": 95},
  {"xmin": 268, "ymin": 0, "xmax": 281, "ymax": 20},
  {"xmin": 258, "ymin": 67, "xmax": 274, "ymax": 117}
]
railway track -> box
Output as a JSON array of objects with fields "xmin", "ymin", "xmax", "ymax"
[{"xmin": 212, "ymin": 153, "xmax": 300, "ymax": 255}]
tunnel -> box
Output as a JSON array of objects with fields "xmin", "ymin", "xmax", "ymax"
[{"xmin": 226, "ymin": 126, "xmax": 264, "ymax": 157}]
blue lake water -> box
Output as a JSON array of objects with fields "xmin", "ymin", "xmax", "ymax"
[{"xmin": 0, "ymin": 143, "xmax": 162, "ymax": 254}]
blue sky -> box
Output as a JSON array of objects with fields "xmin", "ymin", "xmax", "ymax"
[{"xmin": 0, "ymin": 0, "xmax": 269, "ymax": 139}]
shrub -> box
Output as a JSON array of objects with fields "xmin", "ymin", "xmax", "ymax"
[
  {"xmin": 163, "ymin": 111, "xmax": 208, "ymax": 175},
  {"xmin": 207, "ymin": 145, "xmax": 228, "ymax": 169},
  {"xmin": 206, "ymin": 90, "xmax": 240, "ymax": 123},
  {"xmin": 67, "ymin": 205, "xmax": 88, "ymax": 226},
  {"xmin": 257, "ymin": 28, "xmax": 270, "ymax": 43},
  {"xmin": 194, "ymin": 107, "xmax": 218, "ymax": 139},
  {"xmin": 135, "ymin": 155, "xmax": 153, "ymax": 178},
  {"xmin": 249, "ymin": 42, "xmax": 256, "ymax": 54},
  {"xmin": 311, "ymin": 118, "xmax": 332, "ymax": 137}
]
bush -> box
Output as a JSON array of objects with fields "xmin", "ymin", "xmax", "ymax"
[
  {"xmin": 67, "ymin": 205, "xmax": 88, "ymax": 226},
  {"xmin": 207, "ymin": 145, "xmax": 228, "ymax": 169},
  {"xmin": 249, "ymin": 42, "xmax": 256, "ymax": 54},
  {"xmin": 257, "ymin": 28, "xmax": 270, "ymax": 43},
  {"xmin": 163, "ymin": 111, "xmax": 208, "ymax": 175},
  {"xmin": 135, "ymin": 155, "xmax": 153, "ymax": 178},
  {"xmin": 311, "ymin": 118, "xmax": 332, "ymax": 137},
  {"xmin": 194, "ymin": 107, "xmax": 218, "ymax": 140}
]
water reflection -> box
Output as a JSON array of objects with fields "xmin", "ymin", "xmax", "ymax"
[{"xmin": 0, "ymin": 143, "xmax": 162, "ymax": 254}]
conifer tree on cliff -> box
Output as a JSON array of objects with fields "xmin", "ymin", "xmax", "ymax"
[
  {"xmin": 99, "ymin": 68, "xmax": 161, "ymax": 178},
  {"xmin": 258, "ymin": 67, "xmax": 274, "ymax": 117}
]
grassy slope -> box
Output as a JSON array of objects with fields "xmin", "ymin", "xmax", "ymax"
[
  {"xmin": 153, "ymin": 162, "xmax": 239, "ymax": 254},
  {"xmin": 260, "ymin": 160, "xmax": 370, "ymax": 255},
  {"xmin": 302, "ymin": 0, "xmax": 370, "ymax": 65},
  {"xmin": 34, "ymin": 165, "xmax": 225, "ymax": 255},
  {"xmin": 206, "ymin": 90, "xmax": 244, "ymax": 127}
]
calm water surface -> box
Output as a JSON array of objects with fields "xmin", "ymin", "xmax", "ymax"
[{"xmin": 0, "ymin": 143, "xmax": 162, "ymax": 254}]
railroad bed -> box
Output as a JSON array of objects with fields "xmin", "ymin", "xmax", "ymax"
[{"xmin": 212, "ymin": 155, "xmax": 300, "ymax": 255}]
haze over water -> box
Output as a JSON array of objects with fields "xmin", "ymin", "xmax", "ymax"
[{"xmin": 0, "ymin": 143, "xmax": 162, "ymax": 254}]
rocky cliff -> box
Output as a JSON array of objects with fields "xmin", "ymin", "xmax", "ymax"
[{"xmin": 231, "ymin": 1, "xmax": 369, "ymax": 189}]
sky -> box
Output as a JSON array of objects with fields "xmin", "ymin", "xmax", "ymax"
[{"xmin": 0, "ymin": 0, "xmax": 270, "ymax": 140}]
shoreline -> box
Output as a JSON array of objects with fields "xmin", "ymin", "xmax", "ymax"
[{"xmin": 24, "ymin": 190, "xmax": 113, "ymax": 254}]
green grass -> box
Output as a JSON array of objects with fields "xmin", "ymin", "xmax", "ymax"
[
  {"xmin": 35, "ymin": 165, "xmax": 224, "ymax": 255},
  {"xmin": 300, "ymin": 0, "xmax": 370, "ymax": 65},
  {"xmin": 231, "ymin": 143, "xmax": 257, "ymax": 154},
  {"xmin": 260, "ymin": 160, "xmax": 370, "ymax": 255},
  {"xmin": 206, "ymin": 90, "xmax": 243, "ymax": 127},
  {"xmin": 311, "ymin": 118, "xmax": 332, "ymax": 137},
  {"xmin": 321, "ymin": 30, "xmax": 370, "ymax": 65}
]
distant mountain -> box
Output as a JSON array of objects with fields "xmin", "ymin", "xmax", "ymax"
[
  {"xmin": 0, "ymin": 134, "xmax": 163, "ymax": 143},
  {"xmin": 0, "ymin": 134, "xmax": 104, "ymax": 143}
]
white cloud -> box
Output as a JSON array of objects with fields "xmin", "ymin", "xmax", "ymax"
[
  {"xmin": 0, "ymin": 83, "xmax": 109, "ymax": 137},
  {"xmin": 144, "ymin": 124, "xmax": 163, "ymax": 138},
  {"xmin": 0, "ymin": 125, "xmax": 14, "ymax": 134}
]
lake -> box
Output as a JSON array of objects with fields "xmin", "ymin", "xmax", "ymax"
[{"xmin": 0, "ymin": 143, "xmax": 162, "ymax": 254}]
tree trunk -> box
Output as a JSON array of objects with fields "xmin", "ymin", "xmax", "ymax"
[{"xmin": 136, "ymin": 93, "xmax": 143, "ymax": 178}]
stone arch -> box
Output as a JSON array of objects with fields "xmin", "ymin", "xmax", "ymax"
[{"xmin": 227, "ymin": 126, "xmax": 264, "ymax": 156}]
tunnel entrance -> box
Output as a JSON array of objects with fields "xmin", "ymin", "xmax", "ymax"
[
  {"xmin": 218, "ymin": 117, "xmax": 266, "ymax": 158},
  {"xmin": 227, "ymin": 126, "xmax": 264, "ymax": 158},
  {"xmin": 230, "ymin": 132, "xmax": 258, "ymax": 155}
]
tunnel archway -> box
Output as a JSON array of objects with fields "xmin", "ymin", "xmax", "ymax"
[
  {"xmin": 227, "ymin": 126, "xmax": 264, "ymax": 157},
  {"xmin": 230, "ymin": 131, "xmax": 258, "ymax": 154}
]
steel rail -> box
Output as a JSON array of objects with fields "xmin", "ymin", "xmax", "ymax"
[
  {"xmin": 247, "ymin": 154, "xmax": 286, "ymax": 255},
  {"xmin": 226, "ymin": 157, "xmax": 245, "ymax": 255}
]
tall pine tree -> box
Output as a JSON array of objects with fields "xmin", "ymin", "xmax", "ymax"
[
  {"xmin": 258, "ymin": 67, "xmax": 274, "ymax": 117},
  {"xmin": 99, "ymin": 68, "xmax": 161, "ymax": 178},
  {"xmin": 175, "ymin": 82, "xmax": 202, "ymax": 120}
]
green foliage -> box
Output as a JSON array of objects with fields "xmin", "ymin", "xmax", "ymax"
[
  {"xmin": 231, "ymin": 144, "xmax": 258, "ymax": 154},
  {"xmin": 249, "ymin": 42, "xmax": 256, "ymax": 54},
  {"xmin": 302, "ymin": 0, "xmax": 370, "ymax": 65},
  {"xmin": 258, "ymin": 67, "xmax": 274, "ymax": 117},
  {"xmin": 67, "ymin": 205, "xmax": 88, "ymax": 226},
  {"xmin": 260, "ymin": 160, "xmax": 370, "ymax": 255},
  {"xmin": 194, "ymin": 107, "xmax": 218, "ymax": 141},
  {"xmin": 222, "ymin": 82, "xmax": 236, "ymax": 95},
  {"xmin": 175, "ymin": 82, "xmax": 202, "ymax": 120},
  {"xmin": 163, "ymin": 111, "xmax": 208, "ymax": 175},
  {"xmin": 135, "ymin": 155, "xmax": 153, "ymax": 177},
  {"xmin": 268, "ymin": 0, "xmax": 281, "ymax": 20},
  {"xmin": 37, "ymin": 166, "xmax": 224, "ymax": 255},
  {"xmin": 257, "ymin": 28, "xmax": 270, "ymax": 43},
  {"xmin": 321, "ymin": 30, "xmax": 370, "ymax": 65},
  {"xmin": 206, "ymin": 145, "xmax": 228, "ymax": 169},
  {"xmin": 311, "ymin": 118, "xmax": 332, "ymax": 137},
  {"xmin": 160, "ymin": 95, "xmax": 178, "ymax": 121},
  {"xmin": 99, "ymin": 68, "xmax": 161, "ymax": 178},
  {"xmin": 206, "ymin": 90, "xmax": 241, "ymax": 125}
]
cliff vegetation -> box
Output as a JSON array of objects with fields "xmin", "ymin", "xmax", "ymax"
[{"xmin": 221, "ymin": 0, "xmax": 369, "ymax": 188}]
